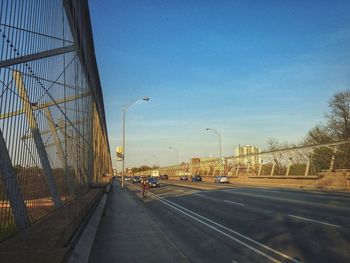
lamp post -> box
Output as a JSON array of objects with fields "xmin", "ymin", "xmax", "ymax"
[
  {"xmin": 205, "ymin": 128, "xmax": 222, "ymax": 158},
  {"xmin": 121, "ymin": 97, "xmax": 150, "ymax": 189},
  {"xmin": 152, "ymin": 154, "xmax": 159, "ymax": 167},
  {"xmin": 168, "ymin": 146, "xmax": 179, "ymax": 165}
]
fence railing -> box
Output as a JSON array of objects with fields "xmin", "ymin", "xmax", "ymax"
[
  {"xmin": 0, "ymin": 0, "xmax": 112, "ymax": 242},
  {"xmin": 157, "ymin": 139, "xmax": 350, "ymax": 177}
]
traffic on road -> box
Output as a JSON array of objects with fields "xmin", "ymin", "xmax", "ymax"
[{"xmin": 120, "ymin": 177, "xmax": 350, "ymax": 262}]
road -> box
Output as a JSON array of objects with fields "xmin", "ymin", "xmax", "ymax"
[{"xmin": 128, "ymin": 180, "xmax": 350, "ymax": 263}]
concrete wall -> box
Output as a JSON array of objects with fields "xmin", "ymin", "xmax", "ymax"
[{"xmin": 168, "ymin": 171, "xmax": 350, "ymax": 190}]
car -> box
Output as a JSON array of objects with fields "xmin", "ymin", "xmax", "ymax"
[
  {"xmin": 180, "ymin": 175, "xmax": 188, "ymax": 181},
  {"xmin": 191, "ymin": 175, "xmax": 202, "ymax": 182},
  {"xmin": 132, "ymin": 176, "xmax": 141, "ymax": 183},
  {"xmin": 147, "ymin": 177, "xmax": 160, "ymax": 188},
  {"xmin": 160, "ymin": 174, "xmax": 168, "ymax": 180},
  {"xmin": 214, "ymin": 176, "xmax": 229, "ymax": 183},
  {"xmin": 124, "ymin": 176, "xmax": 131, "ymax": 181}
]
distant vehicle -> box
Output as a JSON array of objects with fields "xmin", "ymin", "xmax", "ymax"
[
  {"xmin": 214, "ymin": 176, "xmax": 229, "ymax": 184},
  {"xmin": 147, "ymin": 177, "xmax": 160, "ymax": 188},
  {"xmin": 180, "ymin": 175, "xmax": 188, "ymax": 181},
  {"xmin": 191, "ymin": 175, "xmax": 202, "ymax": 182},
  {"xmin": 132, "ymin": 176, "xmax": 141, "ymax": 183},
  {"xmin": 124, "ymin": 176, "xmax": 131, "ymax": 181},
  {"xmin": 160, "ymin": 174, "xmax": 168, "ymax": 180}
]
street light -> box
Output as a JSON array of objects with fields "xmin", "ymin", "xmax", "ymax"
[
  {"xmin": 121, "ymin": 97, "xmax": 150, "ymax": 189},
  {"xmin": 152, "ymin": 154, "xmax": 159, "ymax": 167},
  {"xmin": 168, "ymin": 146, "xmax": 179, "ymax": 165},
  {"xmin": 205, "ymin": 128, "xmax": 222, "ymax": 158}
]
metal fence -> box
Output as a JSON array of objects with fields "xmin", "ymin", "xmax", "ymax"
[
  {"xmin": 0, "ymin": 0, "xmax": 112, "ymax": 241},
  {"xmin": 158, "ymin": 139, "xmax": 350, "ymax": 177}
]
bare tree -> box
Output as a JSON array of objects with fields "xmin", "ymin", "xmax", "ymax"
[
  {"xmin": 266, "ymin": 138, "xmax": 289, "ymax": 174},
  {"xmin": 326, "ymin": 89, "xmax": 350, "ymax": 140},
  {"xmin": 303, "ymin": 125, "xmax": 333, "ymax": 144},
  {"xmin": 303, "ymin": 90, "xmax": 350, "ymax": 171}
]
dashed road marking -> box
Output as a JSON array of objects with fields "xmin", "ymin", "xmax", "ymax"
[
  {"xmin": 288, "ymin": 214, "xmax": 342, "ymax": 228},
  {"xmin": 224, "ymin": 200, "xmax": 245, "ymax": 206}
]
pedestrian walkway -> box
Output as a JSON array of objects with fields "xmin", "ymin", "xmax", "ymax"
[{"xmin": 88, "ymin": 180, "xmax": 188, "ymax": 263}]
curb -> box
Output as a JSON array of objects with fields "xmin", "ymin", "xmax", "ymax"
[{"xmin": 67, "ymin": 184, "xmax": 110, "ymax": 263}]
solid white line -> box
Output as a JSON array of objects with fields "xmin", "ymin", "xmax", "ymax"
[
  {"xmin": 224, "ymin": 200, "xmax": 245, "ymax": 206},
  {"xmin": 153, "ymin": 194, "xmax": 301, "ymax": 263},
  {"xmin": 288, "ymin": 214, "xmax": 342, "ymax": 228},
  {"xmin": 156, "ymin": 197, "xmax": 281, "ymax": 263}
]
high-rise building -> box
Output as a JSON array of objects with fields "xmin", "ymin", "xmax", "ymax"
[{"xmin": 234, "ymin": 145, "xmax": 261, "ymax": 165}]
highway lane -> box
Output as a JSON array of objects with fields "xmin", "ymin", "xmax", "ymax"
[{"xmin": 129, "ymin": 181, "xmax": 350, "ymax": 262}]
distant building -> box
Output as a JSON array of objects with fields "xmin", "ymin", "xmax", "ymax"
[{"xmin": 235, "ymin": 145, "xmax": 261, "ymax": 165}]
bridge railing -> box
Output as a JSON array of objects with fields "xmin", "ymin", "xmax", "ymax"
[
  {"xmin": 0, "ymin": 0, "xmax": 112, "ymax": 242},
  {"xmin": 157, "ymin": 139, "xmax": 350, "ymax": 177}
]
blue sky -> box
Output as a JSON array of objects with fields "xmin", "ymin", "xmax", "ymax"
[{"xmin": 88, "ymin": 0, "xmax": 350, "ymax": 168}]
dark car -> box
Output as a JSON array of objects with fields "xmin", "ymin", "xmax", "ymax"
[
  {"xmin": 180, "ymin": 175, "xmax": 188, "ymax": 181},
  {"xmin": 160, "ymin": 174, "xmax": 168, "ymax": 180},
  {"xmin": 147, "ymin": 177, "xmax": 160, "ymax": 188},
  {"xmin": 191, "ymin": 175, "xmax": 202, "ymax": 182},
  {"xmin": 132, "ymin": 176, "xmax": 141, "ymax": 183}
]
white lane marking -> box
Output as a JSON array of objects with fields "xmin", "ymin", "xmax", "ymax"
[
  {"xmin": 194, "ymin": 193, "xmax": 207, "ymax": 198},
  {"xmin": 223, "ymin": 189, "xmax": 350, "ymax": 211},
  {"xmin": 155, "ymin": 197, "xmax": 281, "ymax": 263},
  {"xmin": 196, "ymin": 194, "xmax": 245, "ymax": 207},
  {"xmin": 224, "ymin": 200, "xmax": 245, "ymax": 206},
  {"xmin": 288, "ymin": 214, "xmax": 342, "ymax": 228},
  {"xmin": 153, "ymin": 194, "xmax": 301, "ymax": 263}
]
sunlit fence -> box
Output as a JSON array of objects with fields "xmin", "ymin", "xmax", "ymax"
[
  {"xmin": 0, "ymin": 0, "xmax": 112, "ymax": 242},
  {"xmin": 158, "ymin": 140, "xmax": 350, "ymax": 177}
]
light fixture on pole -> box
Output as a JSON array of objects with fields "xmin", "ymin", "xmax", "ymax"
[
  {"xmin": 152, "ymin": 154, "xmax": 159, "ymax": 167},
  {"xmin": 168, "ymin": 146, "xmax": 179, "ymax": 165},
  {"xmin": 121, "ymin": 97, "xmax": 150, "ymax": 189},
  {"xmin": 205, "ymin": 128, "xmax": 222, "ymax": 158}
]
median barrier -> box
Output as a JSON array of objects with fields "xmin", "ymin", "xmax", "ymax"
[{"xmin": 167, "ymin": 171, "xmax": 350, "ymax": 190}]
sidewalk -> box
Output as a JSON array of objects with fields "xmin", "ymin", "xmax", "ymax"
[{"xmin": 88, "ymin": 180, "xmax": 189, "ymax": 263}]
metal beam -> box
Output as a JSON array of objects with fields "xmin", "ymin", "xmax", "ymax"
[
  {"xmin": 0, "ymin": 92, "xmax": 90, "ymax": 120},
  {"xmin": 21, "ymin": 118, "xmax": 88, "ymax": 140},
  {"xmin": 0, "ymin": 129, "xmax": 30, "ymax": 230},
  {"xmin": 5, "ymin": 67, "xmax": 87, "ymax": 92},
  {"xmin": 44, "ymin": 108, "xmax": 76, "ymax": 197},
  {"xmin": 0, "ymin": 45, "xmax": 75, "ymax": 68},
  {"xmin": 13, "ymin": 71, "xmax": 62, "ymax": 207}
]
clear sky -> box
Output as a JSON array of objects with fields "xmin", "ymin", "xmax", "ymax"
[{"xmin": 88, "ymin": 0, "xmax": 350, "ymax": 169}]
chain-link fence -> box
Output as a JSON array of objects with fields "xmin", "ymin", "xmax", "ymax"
[{"xmin": 0, "ymin": 0, "xmax": 112, "ymax": 242}]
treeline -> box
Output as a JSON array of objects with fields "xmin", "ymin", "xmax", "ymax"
[
  {"xmin": 268, "ymin": 89, "xmax": 350, "ymax": 172},
  {"xmin": 129, "ymin": 165, "xmax": 159, "ymax": 174}
]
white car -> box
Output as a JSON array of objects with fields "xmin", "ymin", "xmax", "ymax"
[{"xmin": 214, "ymin": 176, "xmax": 229, "ymax": 184}]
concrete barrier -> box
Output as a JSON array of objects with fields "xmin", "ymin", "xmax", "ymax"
[{"xmin": 167, "ymin": 170, "xmax": 350, "ymax": 190}]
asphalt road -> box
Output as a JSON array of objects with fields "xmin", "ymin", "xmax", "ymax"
[{"xmin": 131, "ymin": 180, "xmax": 350, "ymax": 263}]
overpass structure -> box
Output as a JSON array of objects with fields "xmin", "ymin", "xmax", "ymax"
[{"xmin": 0, "ymin": 0, "xmax": 112, "ymax": 242}]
